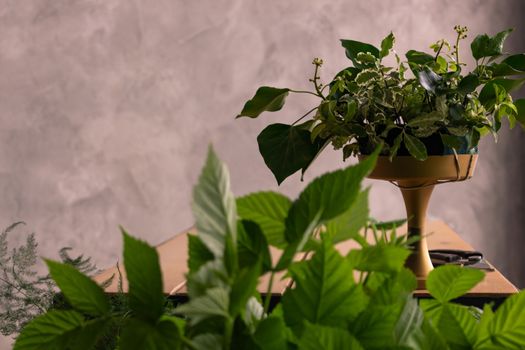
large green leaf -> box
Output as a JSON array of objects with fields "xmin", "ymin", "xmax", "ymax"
[
  {"xmin": 236, "ymin": 191, "xmax": 291, "ymax": 248},
  {"xmin": 325, "ymin": 189, "xmax": 369, "ymax": 245},
  {"xmin": 471, "ymin": 29, "xmax": 513, "ymax": 60},
  {"xmin": 236, "ymin": 87, "xmax": 290, "ymax": 118},
  {"xmin": 253, "ymin": 316, "xmax": 289, "ymax": 350},
  {"xmin": 14, "ymin": 310, "xmax": 108, "ymax": 350},
  {"xmin": 282, "ymin": 239, "xmax": 368, "ymax": 336},
  {"xmin": 406, "ymin": 50, "xmax": 434, "ymax": 65},
  {"xmin": 475, "ymin": 291, "xmax": 525, "ymax": 349},
  {"xmin": 347, "ymin": 244, "xmax": 410, "ymax": 273},
  {"xmin": 237, "ymin": 220, "xmax": 272, "ymax": 272},
  {"xmin": 119, "ymin": 317, "xmax": 183, "ymax": 350},
  {"xmin": 275, "ymin": 149, "xmax": 378, "ymax": 270},
  {"xmin": 426, "ymin": 265, "xmax": 485, "ymax": 303},
  {"xmin": 192, "ymin": 146, "xmax": 237, "ymax": 259},
  {"xmin": 457, "ymin": 74, "xmax": 480, "ymax": 94},
  {"xmin": 298, "ymin": 322, "xmax": 364, "ymax": 350},
  {"xmin": 175, "ymin": 287, "xmax": 230, "ymax": 325},
  {"xmin": 350, "ymin": 304, "xmax": 402, "ymax": 349},
  {"xmin": 368, "ymin": 268, "xmax": 417, "ymax": 306},
  {"xmin": 187, "ymin": 234, "xmax": 214, "ymax": 274},
  {"xmin": 257, "ymin": 123, "xmax": 323, "ymax": 185},
  {"xmin": 490, "ymin": 54, "xmax": 525, "ymax": 76},
  {"xmin": 403, "ymin": 133, "xmax": 428, "ymax": 161},
  {"xmin": 122, "ymin": 230, "xmax": 165, "ymax": 323},
  {"xmin": 229, "ymin": 259, "xmax": 261, "ymax": 316},
  {"xmin": 340, "ymin": 39, "xmax": 380, "ymax": 68},
  {"xmin": 45, "ymin": 260, "xmax": 110, "ymax": 317},
  {"xmin": 479, "ymin": 78, "xmax": 525, "ymax": 108},
  {"xmin": 394, "ymin": 297, "xmax": 425, "ymax": 348}
]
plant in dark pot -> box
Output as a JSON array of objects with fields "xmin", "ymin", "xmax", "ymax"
[{"xmin": 236, "ymin": 26, "xmax": 525, "ymax": 286}]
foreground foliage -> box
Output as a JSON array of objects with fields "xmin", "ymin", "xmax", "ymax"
[
  {"xmin": 237, "ymin": 26, "xmax": 525, "ymax": 184},
  {"xmin": 15, "ymin": 148, "xmax": 525, "ymax": 349}
]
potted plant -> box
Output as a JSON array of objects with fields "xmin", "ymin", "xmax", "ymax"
[
  {"xmin": 12, "ymin": 148, "xmax": 525, "ymax": 349},
  {"xmin": 236, "ymin": 26, "xmax": 525, "ymax": 283}
]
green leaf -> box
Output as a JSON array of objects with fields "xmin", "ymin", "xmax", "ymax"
[
  {"xmin": 45, "ymin": 260, "xmax": 110, "ymax": 317},
  {"xmin": 236, "ymin": 191, "xmax": 291, "ymax": 248},
  {"xmin": 14, "ymin": 310, "xmax": 108, "ymax": 350},
  {"xmin": 403, "ymin": 133, "xmax": 428, "ymax": 161},
  {"xmin": 389, "ymin": 133, "xmax": 403, "ymax": 161},
  {"xmin": 188, "ymin": 234, "xmax": 214, "ymax": 274},
  {"xmin": 275, "ymin": 149, "xmax": 378, "ymax": 270},
  {"xmin": 458, "ymin": 74, "xmax": 480, "ymax": 94},
  {"xmin": 479, "ymin": 78, "xmax": 525, "ymax": 107},
  {"xmin": 119, "ymin": 317, "xmax": 183, "ymax": 350},
  {"xmin": 380, "ymin": 32, "xmax": 395, "ymax": 59},
  {"xmin": 123, "ymin": 230, "xmax": 165, "ymax": 322},
  {"xmin": 254, "ymin": 316, "xmax": 289, "ymax": 350},
  {"xmin": 237, "ymin": 220, "xmax": 272, "ymax": 271},
  {"xmin": 471, "ymin": 29, "xmax": 513, "ymax": 60},
  {"xmin": 229, "ymin": 259, "xmax": 261, "ymax": 316},
  {"xmin": 406, "ymin": 50, "xmax": 434, "ymax": 65},
  {"xmin": 407, "ymin": 111, "xmax": 444, "ymax": 128},
  {"xmin": 340, "ymin": 39, "xmax": 380, "ymax": 68},
  {"xmin": 426, "ymin": 265, "xmax": 485, "ymax": 303},
  {"xmin": 282, "ymin": 239, "xmax": 368, "ymax": 336},
  {"xmin": 298, "ymin": 322, "xmax": 364, "ymax": 350},
  {"xmin": 236, "ymin": 87, "xmax": 290, "ymax": 118},
  {"xmin": 175, "ymin": 287, "xmax": 229, "ymax": 324},
  {"xmin": 257, "ymin": 123, "xmax": 322, "ymax": 185},
  {"xmin": 350, "ymin": 304, "xmax": 402, "ymax": 348},
  {"xmin": 440, "ymin": 134, "xmax": 463, "ymax": 150},
  {"xmin": 490, "ymin": 54, "xmax": 525, "ymax": 76},
  {"xmin": 347, "ymin": 244, "xmax": 410, "ymax": 273},
  {"xmin": 192, "ymin": 146, "xmax": 237, "ymax": 259},
  {"xmin": 369, "ymin": 268, "xmax": 417, "ymax": 305},
  {"xmin": 325, "ymin": 189, "xmax": 369, "ymax": 245},
  {"xmin": 394, "ymin": 297, "xmax": 425, "ymax": 348},
  {"xmin": 475, "ymin": 291, "xmax": 525, "ymax": 349}
]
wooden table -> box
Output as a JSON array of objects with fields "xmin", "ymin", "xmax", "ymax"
[{"xmin": 94, "ymin": 220, "xmax": 518, "ymax": 304}]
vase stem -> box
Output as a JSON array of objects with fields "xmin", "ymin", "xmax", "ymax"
[{"xmin": 398, "ymin": 181, "xmax": 435, "ymax": 288}]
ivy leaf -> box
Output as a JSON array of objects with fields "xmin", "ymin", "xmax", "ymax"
[
  {"xmin": 236, "ymin": 87, "xmax": 290, "ymax": 118},
  {"xmin": 490, "ymin": 54, "xmax": 525, "ymax": 76},
  {"xmin": 298, "ymin": 322, "xmax": 364, "ymax": 350},
  {"xmin": 45, "ymin": 260, "xmax": 110, "ymax": 317},
  {"xmin": 406, "ymin": 50, "xmax": 434, "ymax": 65},
  {"xmin": 188, "ymin": 234, "xmax": 214, "ymax": 274},
  {"xmin": 475, "ymin": 291, "xmax": 525, "ymax": 349},
  {"xmin": 407, "ymin": 111, "xmax": 444, "ymax": 128},
  {"xmin": 380, "ymin": 32, "xmax": 395, "ymax": 59},
  {"xmin": 440, "ymin": 134, "xmax": 463, "ymax": 150},
  {"xmin": 119, "ymin": 317, "xmax": 183, "ymax": 350},
  {"xmin": 347, "ymin": 244, "xmax": 410, "ymax": 273},
  {"xmin": 325, "ymin": 189, "xmax": 369, "ymax": 245},
  {"xmin": 236, "ymin": 191, "xmax": 292, "ymax": 248},
  {"xmin": 123, "ymin": 230, "xmax": 165, "ymax": 323},
  {"xmin": 471, "ymin": 28, "xmax": 513, "ymax": 60},
  {"xmin": 479, "ymin": 78, "xmax": 525, "ymax": 108},
  {"xmin": 457, "ymin": 74, "xmax": 480, "ymax": 94},
  {"xmin": 426, "ymin": 265, "xmax": 485, "ymax": 303},
  {"xmin": 14, "ymin": 310, "xmax": 108, "ymax": 350},
  {"xmin": 403, "ymin": 133, "xmax": 428, "ymax": 161},
  {"xmin": 257, "ymin": 123, "xmax": 321, "ymax": 185},
  {"xmin": 340, "ymin": 39, "xmax": 380, "ymax": 68},
  {"xmin": 192, "ymin": 146, "xmax": 237, "ymax": 260},
  {"xmin": 282, "ymin": 239, "xmax": 368, "ymax": 336}
]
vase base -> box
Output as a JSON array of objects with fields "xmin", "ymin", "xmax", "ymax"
[{"xmin": 416, "ymin": 277, "xmax": 426, "ymax": 290}]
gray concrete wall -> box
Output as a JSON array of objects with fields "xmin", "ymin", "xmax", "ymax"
[{"xmin": 1, "ymin": 0, "xmax": 524, "ymax": 346}]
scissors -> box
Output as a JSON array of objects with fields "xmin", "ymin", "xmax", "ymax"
[{"xmin": 429, "ymin": 249, "xmax": 486, "ymax": 267}]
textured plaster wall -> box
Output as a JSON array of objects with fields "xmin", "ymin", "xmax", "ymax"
[{"xmin": 0, "ymin": 0, "xmax": 524, "ymax": 344}]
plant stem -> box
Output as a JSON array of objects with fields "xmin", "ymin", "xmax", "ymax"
[
  {"xmin": 312, "ymin": 64, "xmax": 326, "ymax": 99},
  {"xmin": 289, "ymin": 89, "xmax": 322, "ymax": 98},
  {"xmin": 455, "ymin": 33, "xmax": 461, "ymax": 65},
  {"xmin": 434, "ymin": 41, "xmax": 445, "ymax": 61},
  {"xmin": 263, "ymin": 271, "xmax": 275, "ymax": 315},
  {"xmin": 291, "ymin": 106, "xmax": 319, "ymax": 126},
  {"xmin": 223, "ymin": 317, "xmax": 234, "ymax": 349}
]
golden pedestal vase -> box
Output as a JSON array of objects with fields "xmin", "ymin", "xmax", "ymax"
[{"xmin": 359, "ymin": 154, "xmax": 478, "ymax": 289}]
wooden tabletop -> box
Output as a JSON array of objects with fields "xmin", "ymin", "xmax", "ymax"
[{"xmin": 94, "ymin": 220, "xmax": 518, "ymax": 298}]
